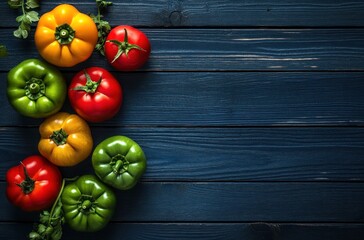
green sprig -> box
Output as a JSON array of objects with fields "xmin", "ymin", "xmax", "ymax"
[
  {"xmin": 29, "ymin": 180, "xmax": 65, "ymax": 240},
  {"xmin": 91, "ymin": 0, "xmax": 113, "ymax": 55},
  {"xmin": 8, "ymin": 0, "xmax": 40, "ymax": 39}
]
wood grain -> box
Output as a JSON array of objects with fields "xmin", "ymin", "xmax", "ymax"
[
  {"xmin": 2, "ymin": 1, "xmax": 364, "ymax": 27},
  {"xmin": 1, "ymin": 0, "xmax": 364, "ymax": 238},
  {"xmin": 2, "ymin": 72, "xmax": 364, "ymax": 127},
  {"xmin": 1, "ymin": 182, "xmax": 364, "ymax": 222},
  {"xmin": 1, "ymin": 127, "xmax": 364, "ymax": 182},
  {"xmin": 1, "ymin": 223, "xmax": 364, "ymax": 240},
  {"xmin": 1, "ymin": 29, "xmax": 364, "ymax": 71}
]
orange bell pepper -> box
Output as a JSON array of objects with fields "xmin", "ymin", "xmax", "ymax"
[
  {"xmin": 38, "ymin": 112, "xmax": 93, "ymax": 167},
  {"xmin": 34, "ymin": 4, "xmax": 98, "ymax": 67}
]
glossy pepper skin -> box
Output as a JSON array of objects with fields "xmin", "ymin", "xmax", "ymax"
[
  {"xmin": 34, "ymin": 4, "xmax": 98, "ymax": 67},
  {"xmin": 105, "ymin": 25, "xmax": 151, "ymax": 71},
  {"xmin": 92, "ymin": 136, "xmax": 147, "ymax": 190},
  {"xmin": 68, "ymin": 67, "xmax": 123, "ymax": 123},
  {"xmin": 7, "ymin": 59, "xmax": 66, "ymax": 118},
  {"xmin": 38, "ymin": 112, "xmax": 93, "ymax": 167},
  {"xmin": 6, "ymin": 155, "xmax": 62, "ymax": 212},
  {"xmin": 61, "ymin": 175, "xmax": 116, "ymax": 232}
]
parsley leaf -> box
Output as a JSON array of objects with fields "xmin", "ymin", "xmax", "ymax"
[{"xmin": 8, "ymin": 0, "xmax": 40, "ymax": 39}]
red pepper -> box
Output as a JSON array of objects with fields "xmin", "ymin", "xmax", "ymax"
[
  {"xmin": 68, "ymin": 67, "xmax": 123, "ymax": 123},
  {"xmin": 6, "ymin": 155, "xmax": 62, "ymax": 212}
]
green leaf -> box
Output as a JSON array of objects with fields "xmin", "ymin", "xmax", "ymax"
[
  {"xmin": 97, "ymin": 0, "xmax": 112, "ymax": 9},
  {"xmin": 28, "ymin": 231, "xmax": 41, "ymax": 240},
  {"xmin": 21, "ymin": 29, "xmax": 29, "ymax": 39},
  {"xmin": 26, "ymin": 11, "xmax": 39, "ymax": 22},
  {"xmin": 99, "ymin": 19, "xmax": 111, "ymax": 32},
  {"xmin": 14, "ymin": 22, "xmax": 29, "ymax": 39},
  {"xmin": 7, "ymin": 0, "xmax": 22, "ymax": 9},
  {"xmin": 9, "ymin": 0, "xmax": 40, "ymax": 39},
  {"xmin": 39, "ymin": 211, "xmax": 50, "ymax": 224},
  {"xmin": 37, "ymin": 224, "xmax": 46, "ymax": 234},
  {"xmin": 26, "ymin": 0, "xmax": 39, "ymax": 9},
  {"xmin": 13, "ymin": 28, "xmax": 23, "ymax": 38},
  {"xmin": 20, "ymin": 16, "xmax": 31, "ymax": 25},
  {"xmin": 93, "ymin": 0, "xmax": 113, "ymax": 55},
  {"xmin": 29, "ymin": 180, "xmax": 66, "ymax": 240},
  {"xmin": 15, "ymin": 15, "xmax": 24, "ymax": 23},
  {"xmin": 50, "ymin": 226, "xmax": 62, "ymax": 240}
]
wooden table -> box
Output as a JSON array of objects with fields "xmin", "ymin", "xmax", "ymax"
[{"xmin": 1, "ymin": 1, "xmax": 364, "ymax": 239}]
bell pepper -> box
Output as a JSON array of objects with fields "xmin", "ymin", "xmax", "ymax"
[
  {"xmin": 38, "ymin": 112, "xmax": 93, "ymax": 167},
  {"xmin": 61, "ymin": 175, "xmax": 116, "ymax": 232},
  {"xmin": 7, "ymin": 59, "xmax": 66, "ymax": 118},
  {"xmin": 92, "ymin": 135, "xmax": 147, "ymax": 190},
  {"xmin": 34, "ymin": 4, "xmax": 98, "ymax": 67},
  {"xmin": 68, "ymin": 67, "xmax": 123, "ymax": 123},
  {"xmin": 6, "ymin": 155, "xmax": 62, "ymax": 212}
]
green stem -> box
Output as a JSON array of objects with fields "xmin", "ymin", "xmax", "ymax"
[
  {"xmin": 72, "ymin": 70, "xmax": 102, "ymax": 93},
  {"xmin": 82, "ymin": 200, "xmax": 92, "ymax": 210},
  {"xmin": 112, "ymin": 154, "xmax": 129, "ymax": 174},
  {"xmin": 97, "ymin": 5, "xmax": 101, "ymax": 22},
  {"xmin": 50, "ymin": 128, "xmax": 68, "ymax": 146},
  {"xmin": 47, "ymin": 176, "xmax": 78, "ymax": 227},
  {"xmin": 25, "ymin": 77, "xmax": 45, "ymax": 100},
  {"xmin": 107, "ymin": 28, "xmax": 146, "ymax": 63},
  {"xmin": 21, "ymin": 0, "xmax": 25, "ymax": 16},
  {"xmin": 92, "ymin": 0, "xmax": 112, "ymax": 55},
  {"xmin": 16, "ymin": 162, "xmax": 35, "ymax": 195},
  {"xmin": 47, "ymin": 179, "xmax": 65, "ymax": 227},
  {"xmin": 55, "ymin": 23, "xmax": 75, "ymax": 45}
]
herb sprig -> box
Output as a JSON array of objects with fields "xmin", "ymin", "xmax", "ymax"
[
  {"xmin": 8, "ymin": 0, "xmax": 40, "ymax": 39},
  {"xmin": 91, "ymin": 0, "xmax": 113, "ymax": 55},
  {"xmin": 28, "ymin": 180, "xmax": 65, "ymax": 240}
]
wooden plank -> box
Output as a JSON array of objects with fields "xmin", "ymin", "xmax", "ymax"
[
  {"xmin": 1, "ymin": 222, "xmax": 364, "ymax": 240},
  {"xmin": 1, "ymin": 29, "xmax": 364, "ymax": 71},
  {"xmin": 1, "ymin": 127, "xmax": 364, "ymax": 182},
  {"xmin": 2, "ymin": 1, "xmax": 364, "ymax": 27},
  {"xmin": 1, "ymin": 72, "xmax": 364, "ymax": 127},
  {"xmin": 1, "ymin": 182, "xmax": 364, "ymax": 222}
]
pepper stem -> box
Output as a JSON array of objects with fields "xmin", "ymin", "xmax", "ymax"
[
  {"xmin": 16, "ymin": 162, "xmax": 35, "ymax": 195},
  {"xmin": 107, "ymin": 28, "xmax": 146, "ymax": 63},
  {"xmin": 112, "ymin": 154, "xmax": 129, "ymax": 174},
  {"xmin": 72, "ymin": 70, "xmax": 102, "ymax": 93},
  {"xmin": 25, "ymin": 77, "xmax": 46, "ymax": 101},
  {"xmin": 50, "ymin": 128, "xmax": 68, "ymax": 146},
  {"xmin": 55, "ymin": 24, "xmax": 75, "ymax": 45},
  {"xmin": 82, "ymin": 200, "xmax": 92, "ymax": 210},
  {"xmin": 29, "ymin": 83, "xmax": 40, "ymax": 94}
]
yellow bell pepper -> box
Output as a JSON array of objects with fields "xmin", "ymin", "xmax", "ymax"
[
  {"xmin": 34, "ymin": 4, "xmax": 98, "ymax": 67},
  {"xmin": 38, "ymin": 112, "xmax": 93, "ymax": 167}
]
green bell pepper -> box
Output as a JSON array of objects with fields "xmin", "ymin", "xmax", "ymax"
[
  {"xmin": 7, "ymin": 58, "xmax": 66, "ymax": 118},
  {"xmin": 61, "ymin": 175, "xmax": 116, "ymax": 232},
  {"xmin": 92, "ymin": 135, "xmax": 147, "ymax": 190}
]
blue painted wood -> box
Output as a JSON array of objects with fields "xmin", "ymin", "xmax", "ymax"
[
  {"xmin": 1, "ymin": 29, "xmax": 364, "ymax": 71},
  {"xmin": 1, "ymin": 182, "xmax": 364, "ymax": 222},
  {"xmin": 1, "ymin": 0, "xmax": 364, "ymax": 238},
  {"xmin": 1, "ymin": 127, "xmax": 364, "ymax": 182},
  {"xmin": 2, "ymin": 72, "xmax": 364, "ymax": 127},
  {"xmin": 2, "ymin": 1, "xmax": 364, "ymax": 27},
  {"xmin": 1, "ymin": 223, "xmax": 364, "ymax": 240}
]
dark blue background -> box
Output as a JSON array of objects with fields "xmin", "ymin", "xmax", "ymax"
[{"xmin": 1, "ymin": 0, "xmax": 364, "ymax": 239}]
